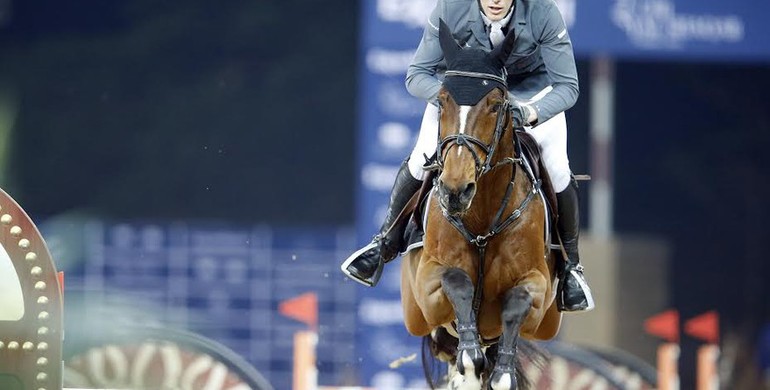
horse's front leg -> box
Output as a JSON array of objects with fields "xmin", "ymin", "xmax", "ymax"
[
  {"xmin": 490, "ymin": 286, "xmax": 533, "ymax": 390},
  {"xmin": 442, "ymin": 267, "xmax": 486, "ymax": 390}
]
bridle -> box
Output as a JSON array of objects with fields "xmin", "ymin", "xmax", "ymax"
[{"xmin": 435, "ymin": 69, "xmax": 520, "ymax": 180}]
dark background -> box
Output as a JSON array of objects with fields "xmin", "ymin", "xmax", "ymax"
[
  {"xmin": 1, "ymin": 0, "xmax": 768, "ymax": 387},
  {"xmin": 1, "ymin": 0, "xmax": 357, "ymax": 224}
]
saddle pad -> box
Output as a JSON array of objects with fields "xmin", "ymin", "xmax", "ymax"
[
  {"xmin": 517, "ymin": 131, "xmax": 557, "ymax": 225},
  {"xmin": 402, "ymin": 186, "xmax": 433, "ymax": 256}
]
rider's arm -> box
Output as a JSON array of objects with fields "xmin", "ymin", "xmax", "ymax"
[
  {"xmin": 405, "ymin": 3, "xmax": 444, "ymax": 105},
  {"xmin": 527, "ymin": 1, "xmax": 579, "ymax": 126}
]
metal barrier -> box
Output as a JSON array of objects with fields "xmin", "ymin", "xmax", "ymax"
[
  {"xmin": 63, "ymin": 326, "xmax": 274, "ymax": 390},
  {"xmin": 0, "ymin": 189, "xmax": 277, "ymax": 390},
  {"xmin": 0, "ymin": 188, "xmax": 63, "ymax": 390}
]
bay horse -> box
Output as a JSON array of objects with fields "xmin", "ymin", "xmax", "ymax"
[{"xmin": 400, "ymin": 21, "xmax": 562, "ymax": 389}]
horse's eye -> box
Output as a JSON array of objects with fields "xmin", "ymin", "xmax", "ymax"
[{"xmin": 490, "ymin": 103, "xmax": 502, "ymax": 113}]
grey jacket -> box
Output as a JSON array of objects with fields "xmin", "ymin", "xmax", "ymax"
[{"xmin": 405, "ymin": 0, "xmax": 578, "ymax": 124}]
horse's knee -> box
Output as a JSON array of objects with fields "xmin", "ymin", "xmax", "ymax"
[
  {"xmin": 441, "ymin": 267, "xmax": 473, "ymax": 301},
  {"xmin": 442, "ymin": 267, "xmax": 472, "ymax": 288},
  {"xmin": 515, "ymin": 273, "xmax": 548, "ymax": 314},
  {"xmin": 502, "ymin": 287, "xmax": 533, "ymax": 322}
]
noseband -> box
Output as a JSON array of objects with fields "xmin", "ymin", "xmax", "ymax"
[{"xmin": 435, "ymin": 70, "xmax": 518, "ymax": 179}]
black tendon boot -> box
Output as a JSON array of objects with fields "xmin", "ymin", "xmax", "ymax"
[
  {"xmin": 341, "ymin": 160, "xmax": 422, "ymax": 286},
  {"xmin": 555, "ymin": 178, "xmax": 595, "ymax": 312}
]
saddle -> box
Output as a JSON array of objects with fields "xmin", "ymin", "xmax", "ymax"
[
  {"xmin": 401, "ymin": 130, "xmax": 558, "ymax": 254},
  {"xmin": 517, "ymin": 131, "xmax": 558, "ymax": 220}
]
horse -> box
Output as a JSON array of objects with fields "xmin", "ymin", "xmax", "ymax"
[{"xmin": 400, "ymin": 21, "xmax": 562, "ymax": 390}]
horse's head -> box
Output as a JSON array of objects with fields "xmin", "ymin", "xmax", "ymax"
[{"xmin": 435, "ymin": 20, "xmax": 516, "ymax": 217}]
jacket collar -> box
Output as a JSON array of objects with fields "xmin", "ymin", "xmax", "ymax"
[
  {"xmin": 480, "ymin": 5, "xmax": 514, "ymax": 30},
  {"xmin": 468, "ymin": 0, "xmax": 490, "ymax": 50},
  {"xmin": 469, "ymin": 0, "xmax": 526, "ymax": 51}
]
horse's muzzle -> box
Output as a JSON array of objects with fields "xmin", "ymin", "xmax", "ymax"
[{"xmin": 437, "ymin": 181, "xmax": 476, "ymax": 216}]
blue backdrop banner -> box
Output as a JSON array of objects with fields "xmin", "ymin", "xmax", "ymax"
[
  {"xmin": 355, "ymin": 0, "xmax": 770, "ymax": 387},
  {"xmin": 359, "ymin": 0, "xmax": 770, "ymax": 62},
  {"xmin": 568, "ymin": 0, "xmax": 770, "ymax": 61},
  {"xmin": 356, "ymin": 0, "xmax": 431, "ymax": 387}
]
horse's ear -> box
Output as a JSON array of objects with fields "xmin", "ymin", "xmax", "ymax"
[
  {"xmin": 490, "ymin": 27, "xmax": 516, "ymax": 66},
  {"xmin": 438, "ymin": 19, "xmax": 461, "ymax": 60}
]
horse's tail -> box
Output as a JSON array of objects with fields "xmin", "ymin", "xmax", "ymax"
[
  {"xmin": 420, "ymin": 329, "xmax": 456, "ymax": 389},
  {"xmin": 515, "ymin": 339, "xmax": 547, "ymax": 390},
  {"xmin": 421, "ymin": 335, "xmax": 443, "ymax": 389}
]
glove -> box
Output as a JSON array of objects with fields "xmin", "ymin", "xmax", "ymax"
[{"xmin": 510, "ymin": 102, "xmax": 531, "ymax": 129}]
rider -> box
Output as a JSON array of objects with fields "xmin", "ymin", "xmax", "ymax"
[{"xmin": 342, "ymin": 0, "xmax": 594, "ymax": 312}]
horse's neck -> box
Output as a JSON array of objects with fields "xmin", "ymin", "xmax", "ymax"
[{"xmin": 463, "ymin": 155, "xmax": 529, "ymax": 233}]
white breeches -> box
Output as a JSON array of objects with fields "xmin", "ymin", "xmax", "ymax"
[
  {"xmin": 407, "ymin": 98, "xmax": 572, "ymax": 192},
  {"xmin": 407, "ymin": 103, "xmax": 442, "ymax": 180}
]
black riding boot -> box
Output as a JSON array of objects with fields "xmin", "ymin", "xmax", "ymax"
[
  {"xmin": 341, "ymin": 160, "xmax": 422, "ymax": 286},
  {"xmin": 556, "ymin": 178, "xmax": 595, "ymax": 312}
]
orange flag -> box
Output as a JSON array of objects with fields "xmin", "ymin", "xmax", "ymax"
[
  {"xmin": 685, "ymin": 311, "xmax": 719, "ymax": 343},
  {"xmin": 279, "ymin": 292, "xmax": 318, "ymax": 330},
  {"xmin": 644, "ymin": 309, "xmax": 679, "ymax": 342}
]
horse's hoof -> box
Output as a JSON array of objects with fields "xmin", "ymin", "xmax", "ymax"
[
  {"xmin": 456, "ymin": 348, "xmax": 486, "ymax": 377},
  {"xmin": 489, "ymin": 368, "xmax": 517, "ymax": 390},
  {"xmin": 450, "ymin": 349, "xmax": 485, "ymax": 389}
]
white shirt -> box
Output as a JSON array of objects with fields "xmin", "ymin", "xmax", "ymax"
[{"xmin": 480, "ymin": 8, "xmax": 514, "ymax": 48}]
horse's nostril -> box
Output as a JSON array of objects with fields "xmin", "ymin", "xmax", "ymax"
[
  {"xmin": 437, "ymin": 181, "xmax": 450, "ymax": 201},
  {"xmin": 461, "ymin": 183, "xmax": 476, "ymax": 199}
]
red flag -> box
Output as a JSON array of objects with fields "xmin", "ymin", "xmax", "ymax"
[
  {"xmin": 684, "ymin": 311, "xmax": 719, "ymax": 343},
  {"xmin": 644, "ymin": 309, "xmax": 679, "ymax": 342},
  {"xmin": 279, "ymin": 292, "xmax": 318, "ymax": 330}
]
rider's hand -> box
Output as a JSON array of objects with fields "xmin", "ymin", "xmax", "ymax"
[{"xmin": 510, "ymin": 102, "xmax": 533, "ymax": 129}]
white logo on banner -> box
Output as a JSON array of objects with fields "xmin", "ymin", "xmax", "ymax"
[
  {"xmin": 378, "ymin": 81, "xmax": 423, "ymax": 117},
  {"xmin": 366, "ymin": 48, "xmax": 416, "ymax": 75},
  {"xmin": 611, "ymin": 0, "xmax": 744, "ymax": 48},
  {"xmin": 362, "ymin": 163, "xmax": 400, "ymax": 191},
  {"xmin": 377, "ymin": 0, "xmax": 435, "ymax": 28},
  {"xmin": 371, "ymin": 372, "xmax": 405, "ymax": 390},
  {"xmin": 378, "ymin": 122, "xmax": 412, "ymax": 151},
  {"xmin": 359, "ymin": 298, "xmax": 405, "ymax": 325}
]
